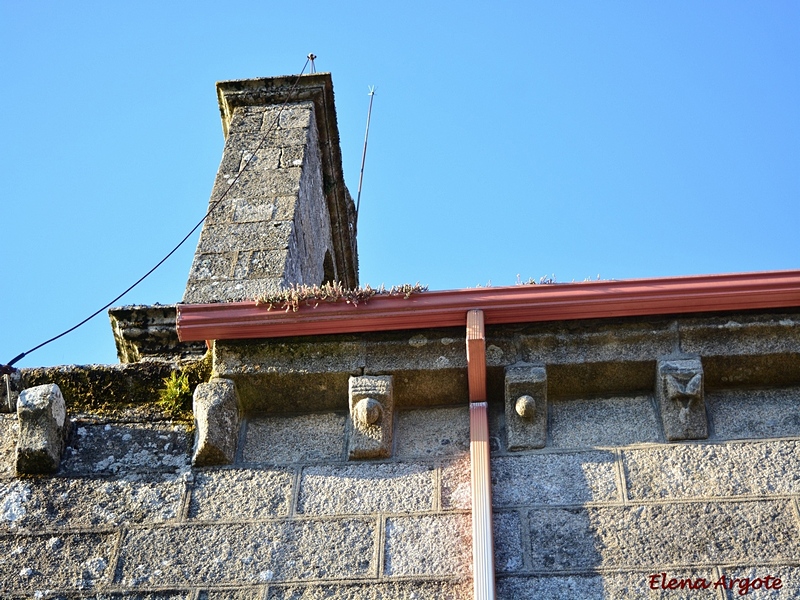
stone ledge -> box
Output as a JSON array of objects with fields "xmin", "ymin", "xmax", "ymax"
[
  {"xmin": 109, "ymin": 305, "xmax": 207, "ymax": 364},
  {"xmin": 18, "ymin": 356, "xmax": 210, "ymax": 418},
  {"xmin": 211, "ymin": 311, "xmax": 800, "ymax": 414}
]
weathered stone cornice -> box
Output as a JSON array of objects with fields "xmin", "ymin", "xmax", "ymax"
[{"xmin": 211, "ymin": 310, "xmax": 800, "ymax": 414}]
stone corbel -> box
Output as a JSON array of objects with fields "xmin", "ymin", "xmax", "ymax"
[
  {"xmin": 656, "ymin": 357, "xmax": 708, "ymax": 441},
  {"xmin": 192, "ymin": 378, "xmax": 240, "ymax": 466},
  {"xmin": 504, "ymin": 364, "xmax": 547, "ymax": 450},
  {"xmin": 348, "ymin": 375, "xmax": 394, "ymax": 459},
  {"xmin": 16, "ymin": 383, "xmax": 70, "ymax": 474}
]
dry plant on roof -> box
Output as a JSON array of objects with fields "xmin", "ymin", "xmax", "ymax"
[{"xmin": 256, "ymin": 281, "xmax": 428, "ymax": 312}]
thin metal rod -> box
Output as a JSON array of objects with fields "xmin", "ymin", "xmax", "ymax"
[{"xmin": 355, "ymin": 87, "xmax": 376, "ymax": 217}]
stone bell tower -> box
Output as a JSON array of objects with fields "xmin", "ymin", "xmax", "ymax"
[{"xmin": 183, "ymin": 73, "xmax": 358, "ymax": 304}]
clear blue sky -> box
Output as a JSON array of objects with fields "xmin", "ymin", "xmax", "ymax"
[{"xmin": 1, "ymin": 1, "xmax": 798, "ymax": 367}]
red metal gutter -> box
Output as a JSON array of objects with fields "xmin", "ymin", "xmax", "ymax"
[{"xmin": 177, "ymin": 270, "xmax": 800, "ymax": 342}]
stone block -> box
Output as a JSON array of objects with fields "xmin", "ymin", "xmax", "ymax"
[
  {"xmin": 189, "ymin": 467, "xmax": 294, "ymax": 520},
  {"xmin": 384, "ymin": 514, "xmax": 471, "ymax": 577},
  {"xmin": 364, "ymin": 329, "xmax": 469, "ymax": 406},
  {"xmin": 107, "ymin": 305, "xmax": 206, "ymax": 363},
  {"xmin": 279, "ymin": 146, "xmax": 306, "ymax": 168},
  {"xmin": 720, "ymin": 566, "xmax": 797, "ymax": 599},
  {"xmin": 1, "ymin": 371, "xmax": 22, "ymax": 413},
  {"xmin": 494, "ymin": 511, "xmax": 525, "ymax": 572},
  {"xmin": 228, "ymin": 105, "xmax": 268, "ymax": 132},
  {"xmin": 16, "ymin": 383, "xmax": 68, "ymax": 474},
  {"xmin": 519, "ymin": 319, "xmax": 674, "ymax": 399},
  {"xmin": 490, "ymin": 451, "xmax": 619, "ymax": 507},
  {"xmin": 100, "ymin": 593, "xmax": 194, "ymax": 599},
  {"xmin": 0, "ymin": 414, "xmax": 18, "ymax": 478},
  {"xmin": 497, "ymin": 575, "xmax": 607, "ymax": 600},
  {"xmin": 244, "ymin": 146, "xmax": 283, "ymax": 172},
  {"xmin": 679, "ymin": 315, "xmax": 800, "ymax": 388},
  {"xmin": 0, "ymin": 531, "xmax": 118, "ymax": 595},
  {"xmin": 193, "ymin": 378, "xmax": 240, "ymax": 467},
  {"xmin": 623, "ymin": 439, "xmax": 800, "ymax": 501},
  {"xmin": 230, "ymin": 168, "xmax": 303, "ymax": 198},
  {"xmin": 21, "ymin": 361, "xmax": 190, "ymax": 416},
  {"xmin": 186, "ymin": 252, "xmax": 235, "ymax": 282},
  {"xmin": 184, "ymin": 277, "xmax": 287, "ymax": 305},
  {"xmin": 266, "ymin": 581, "xmax": 472, "ymax": 600},
  {"xmin": 707, "ymin": 387, "xmax": 800, "ymax": 440},
  {"xmin": 520, "ymin": 319, "xmax": 678, "ymax": 364},
  {"xmin": 60, "ymin": 422, "xmax": 190, "ymax": 476},
  {"xmin": 549, "ymin": 395, "xmax": 661, "ymax": 448},
  {"xmin": 348, "ymin": 375, "xmax": 394, "ymax": 459},
  {"xmin": 679, "ymin": 314, "xmax": 800, "ymax": 357},
  {"xmin": 213, "ymin": 337, "xmax": 364, "ymax": 414},
  {"xmin": 196, "ymin": 222, "xmax": 294, "ymax": 255},
  {"xmin": 242, "ymin": 413, "xmax": 346, "ymax": 464},
  {"xmin": 441, "ymin": 450, "xmax": 620, "ymax": 510},
  {"xmin": 395, "ymin": 406, "xmax": 470, "ymax": 459},
  {"xmin": 505, "ymin": 365, "xmax": 547, "ymax": 450},
  {"xmin": 231, "ymin": 196, "xmax": 282, "ymax": 223},
  {"xmin": 546, "ymin": 361, "xmax": 657, "ymax": 400},
  {"xmin": 0, "ymin": 475, "xmax": 185, "ymax": 530},
  {"xmin": 527, "ymin": 500, "xmax": 799, "ymax": 570},
  {"xmin": 200, "ymin": 590, "xmax": 262, "ymax": 600},
  {"xmin": 115, "ymin": 519, "xmax": 375, "ymax": 586},
  {"xmin": 656, "ymin": 358, "xmax": 708, "ymax": 441},
  {"xmin": 297, "ymin": 463, "xmax": 435, "ymax": 515},
  {"xmin": 497, "ymin": 571, "xmax": 719, "ymax": 600},
  {"xmin": 440, "ymin": 455, "xmax": 471, "ymax": 510},
  {"xmin": 274, "ymin": 103, "xmax": 314, "ymax": 129},
  {"xmin": 201, "ymin": 590, "xmax": 262, "ymax": 600}
]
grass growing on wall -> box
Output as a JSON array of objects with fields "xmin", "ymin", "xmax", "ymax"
[{"xmin": 256, "ymin": 281, "xmax": 428, "ymax": 313}]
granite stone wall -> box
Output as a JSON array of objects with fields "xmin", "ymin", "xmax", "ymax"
[
  {"xmin": 0, "ymin": 406, "xmax": 473, "ymax": 599},
  {"xmin": 4, "ymin": 382, "xmax": 800, "ymax": 598}
]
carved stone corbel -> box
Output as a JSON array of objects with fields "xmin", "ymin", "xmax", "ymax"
[
  {"xmin": 348, "ymin": 375, "xmax": 393, "ymax": 459},
  {"xmin": 656, "ymin": 358, "xmax": 707, "ymax": 441},
  {"xmin": 504, "ymin": 364, "xmax": 547, "ymax": 451}
]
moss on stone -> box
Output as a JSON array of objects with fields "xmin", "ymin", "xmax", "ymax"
[{"xmin": 20, "ymin": 351, "xmax": 212, "ymax": 422}]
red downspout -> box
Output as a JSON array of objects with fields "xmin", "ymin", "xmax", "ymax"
[{"xmin": 467, "ymin": 309, "xmax": 496, "ymax": 599}]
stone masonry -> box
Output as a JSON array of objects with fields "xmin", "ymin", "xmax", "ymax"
[
  {"xmin": 183, "ymin": 74, "xmax": 358, "ymax": 304},
  {"xmin": 3, "ymin": 362, "xmax": 800, "ymax": 597}
]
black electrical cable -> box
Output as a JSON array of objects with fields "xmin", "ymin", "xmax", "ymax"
[{"xmin": 3, "ymin": 57, "xmax": 312, "ymax": 371}]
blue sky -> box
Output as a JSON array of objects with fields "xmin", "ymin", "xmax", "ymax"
[{"xmin": 1, "ymin": 1, "xmax": 798, "ymax": 367}]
